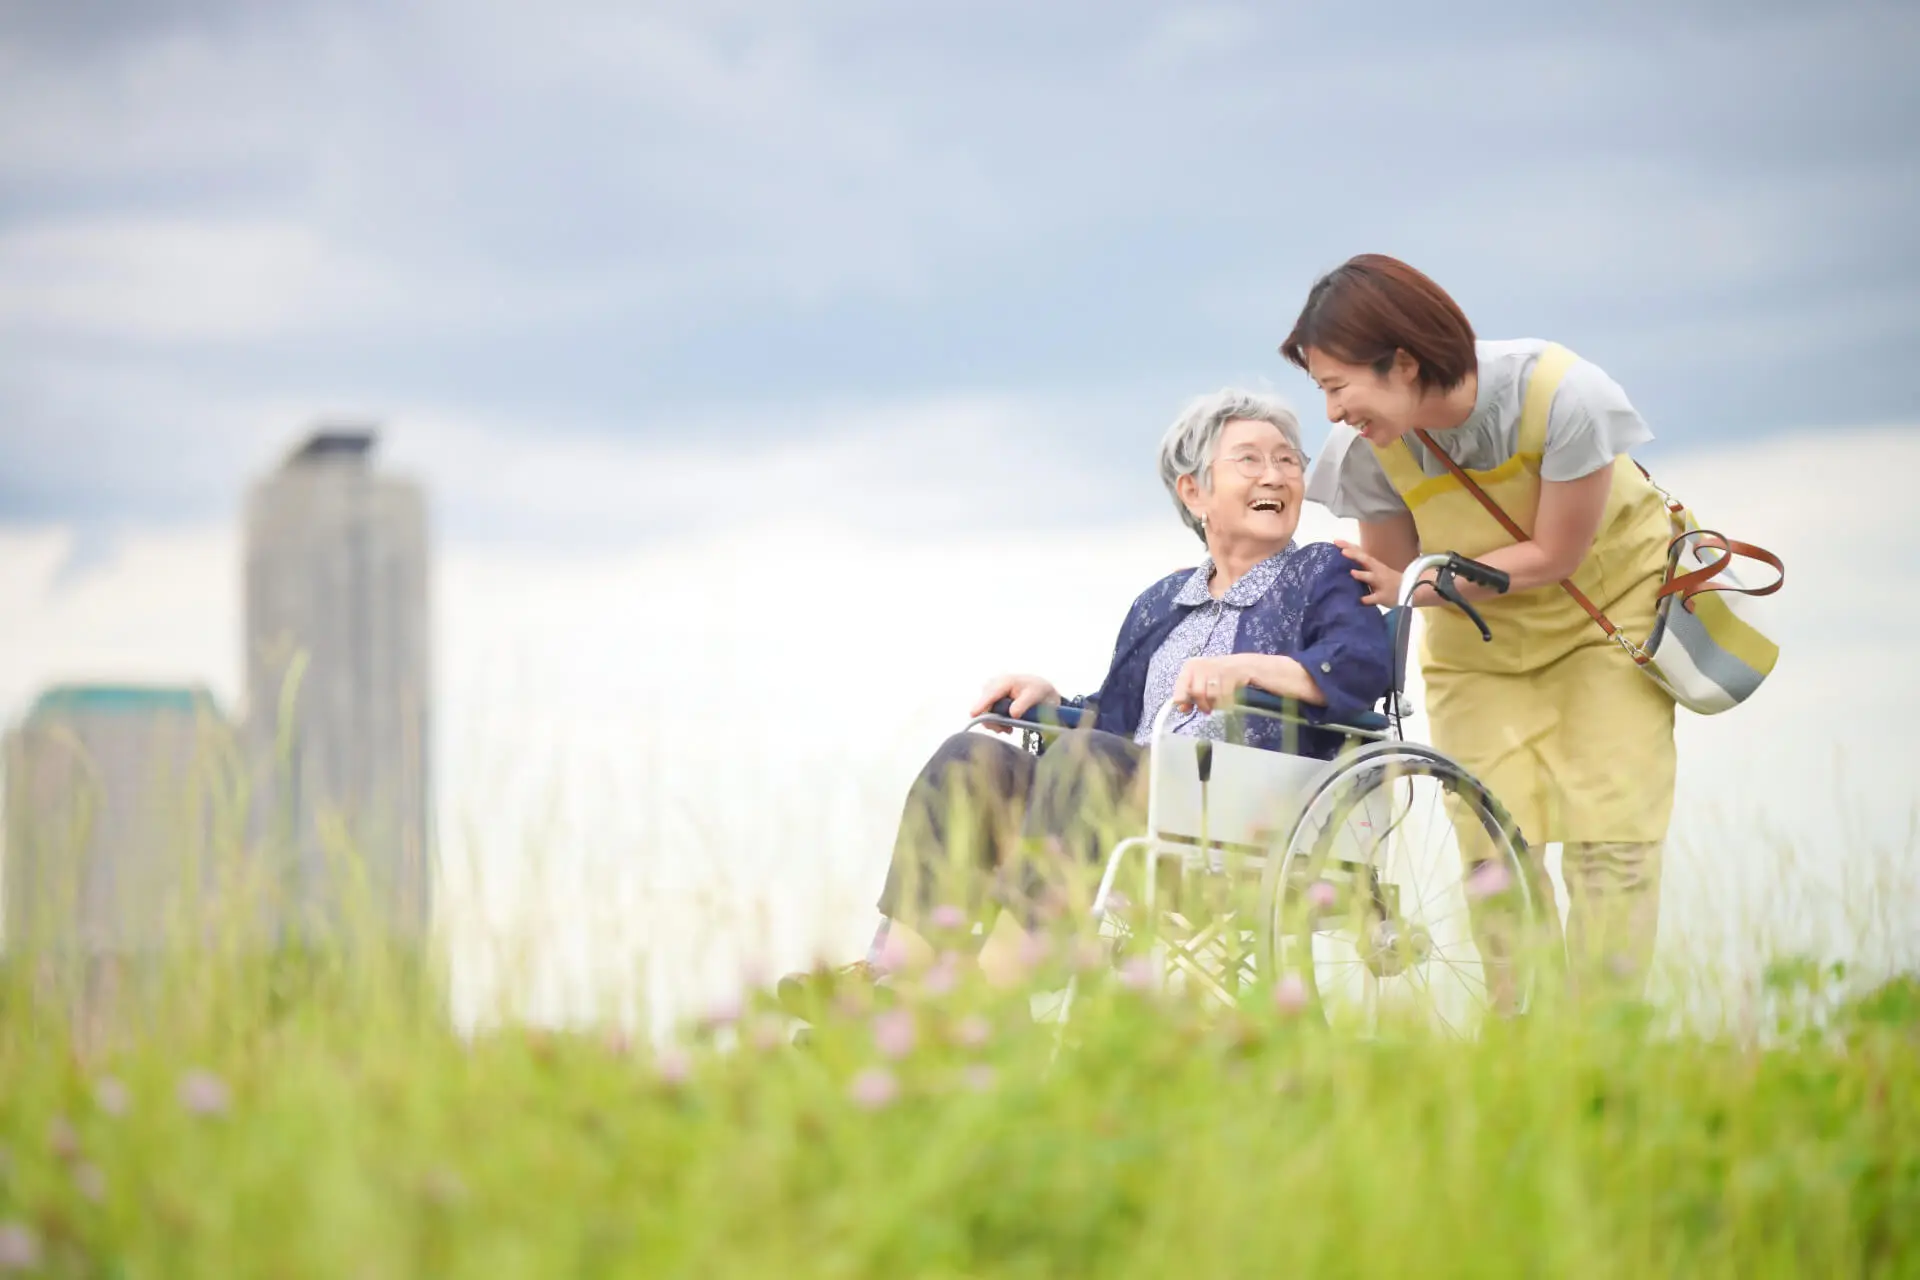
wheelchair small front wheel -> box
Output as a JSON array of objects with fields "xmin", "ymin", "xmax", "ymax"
[{"xmin": 1259, "ymin": 744, "xmax": 1556, "ymax": 1036}]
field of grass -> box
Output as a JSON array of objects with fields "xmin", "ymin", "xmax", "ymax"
[{"xmin": 1, "ymin": 920, "xmax": 1917, "ymax": 1279}]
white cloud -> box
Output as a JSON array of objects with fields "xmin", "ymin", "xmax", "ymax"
[
  {"xmin": 5, "ymin": 0, "xmax": 1907, "ymax": 359},
  {"xmin": 1595, "ymin": 287, "xmax": 1920, "ymax": 378},
  {"xmin": 0, "ymin": 2, "xmax": 1002, "ymax": 349},
  {"xmin": 0, "ymin": 24, "xmax": 300, "ymax": 182},
  {"xmin": 1132, "ymin": 6, "xmax": 1262, "ymax": 68},
  {"xmin": 0, "ymin": 363, "xmax": 1173, "ymax": 545},
  {"xmin": 1, "ymin": 0, "xmax": 1913, "ymax": 546},
  {"xmin": 0, "ymin": 524, "xmax": 241, "ymax": 707},
  {"xmin": 379, "ymin": 389, "xmax": 1150, "ymax": 542},
  {"xmin": 0, "ymin": 216, "xmax": 639, "ymax": 346},
  {"xmin": 0, "ymin": 219, "xmax": 373, "ymax": 343}
]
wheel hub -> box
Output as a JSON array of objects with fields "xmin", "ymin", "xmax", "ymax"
[{"xmin": 1362, "ymin": 919, "xmax": 1433, "ymax": 978}]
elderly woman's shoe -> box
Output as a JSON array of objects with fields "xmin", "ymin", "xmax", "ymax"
[{"xmin": 775, "ymin": 960, "xmax": 893, "ymax": 1019}]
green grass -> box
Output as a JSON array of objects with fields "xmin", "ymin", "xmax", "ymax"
[{"xmin": 1, "ymin": 933, "xmax": 1916, "ymax": 1278}]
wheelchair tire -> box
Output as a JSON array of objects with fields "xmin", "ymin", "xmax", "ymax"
[{"xmin": 1257, "ymin": 742, "xmax": 1557, "ymax": 1035}]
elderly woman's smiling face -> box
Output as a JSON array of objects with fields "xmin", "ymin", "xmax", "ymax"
[{"xmin": 1179, "ymin": 417, "xmax": 1307, "ymax": 548}]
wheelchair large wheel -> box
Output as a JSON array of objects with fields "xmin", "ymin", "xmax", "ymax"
[{"xmin": 1258, "ymin": 743, "xmax": 1556, "ymax": 1036}]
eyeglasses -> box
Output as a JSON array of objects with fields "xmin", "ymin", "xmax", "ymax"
[{"xmin": 1218, "ymin": 450, "xmax": 1308, "ymax": 480}]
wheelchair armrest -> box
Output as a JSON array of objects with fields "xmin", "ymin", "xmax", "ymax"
[
  {"xmin": 984, "ymin": 693, "xmax": 1385, "ymax": 737},
  {"xmin": 988, "ymin": 698, "xmax": 1085, "ymax": 729},
  {"xmin": 1234, "ymin": 688, "xmax": 1390, "ymax": 735}
]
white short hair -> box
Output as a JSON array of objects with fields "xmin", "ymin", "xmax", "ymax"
[{"xmin": 1156, "ymin": 389, "xmax": 1306, "ymax": 542}]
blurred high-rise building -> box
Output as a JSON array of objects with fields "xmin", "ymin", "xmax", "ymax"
[
  {"xmin": 243, "ymin": 427, "xmax": 432, "ymax": 945},
  {"xmin": 3, "ymin": 683, "xmax": 237, "ymax": 961}
]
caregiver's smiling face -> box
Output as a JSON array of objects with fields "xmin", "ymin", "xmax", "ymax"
[{"xmin": 1304, "ymin": 346, "xmax": 1427, "ymax": 447}]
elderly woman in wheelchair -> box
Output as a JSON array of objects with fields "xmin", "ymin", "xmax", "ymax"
[{"xmin": 785, "ymin": 390, "xmax": 1553, "ymax": 1032}]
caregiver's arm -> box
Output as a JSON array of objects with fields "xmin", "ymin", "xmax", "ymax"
[{"xmin": 1339, "ymin": 466, "xmax": 1615, "ymax": 608}]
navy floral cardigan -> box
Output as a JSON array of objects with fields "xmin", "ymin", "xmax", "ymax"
[{"xmin": 1071, "ymin": 541, "xmax": 1395, "ymax": 760}]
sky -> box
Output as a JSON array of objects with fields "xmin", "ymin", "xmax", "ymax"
[
  {"xmin": 4, "ymin": 0, "xmax": 1917, "ymax": 543},
  {"xmin": 2, "ymin": 1, "xmax": 1916, "ymax": 1031}
]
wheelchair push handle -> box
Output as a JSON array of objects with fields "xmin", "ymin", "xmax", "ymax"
[
  {"xmin": 1402, "ymin": 552, "xmax": 1510, "ymax": 643},
  {"xmin": 1441, "ymin": 552, "xmax": 1510, "ymax": 595}
]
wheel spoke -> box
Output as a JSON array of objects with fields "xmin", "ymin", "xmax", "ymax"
[
  {"xmin": 1262, "ymin": 749, "xmax": 1539, "ymax": 1039},
  {"xmin": 1410, "ymin": 965, "xmax": 1469, "ymax": 1037}
]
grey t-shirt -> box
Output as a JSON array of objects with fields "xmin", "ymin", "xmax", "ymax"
[{"xmin": 1304, "ymin": 339, "xmax": 1654, "ymax": 522}]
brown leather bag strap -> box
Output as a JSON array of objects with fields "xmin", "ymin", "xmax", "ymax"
[
  {"xmin": 1656, "ymin": 530, "xmax": 1786, "ymax": 608},
  {"xmin": 1631, "ymin": 458, "xmax": 1788, "ymax": 608},
  {"xmin": 1697, "ymin": 539, "xmax": 1784, "ymax": 597},
  {"xmin": 1409, "ymin": 429, "xmax": 1648, "ymax": 664}
]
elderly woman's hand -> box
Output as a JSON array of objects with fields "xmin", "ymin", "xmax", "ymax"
[
  {"xmin": 1174, "ymin": 653, "xmax": 1328, "ymax": 714},
  {"xmin": 1172, "ymin": 656, "xmax": 1255, "ymax": 714},
  {"xmin": 970, "ymin": 673, "xmax": 1061, "ymax": 731}
]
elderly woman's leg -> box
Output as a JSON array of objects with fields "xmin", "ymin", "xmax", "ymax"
[
  {"xmin": 976, "ymin": 728, "xmax": 1149, "ymax": 984},
  {"xmin": 872, "ymin": 730, "xmax": 1037, "ymax": 959},
  {"xmin": 780, "ymin": 731, "xmax": 1033, "ymax": 1015}
]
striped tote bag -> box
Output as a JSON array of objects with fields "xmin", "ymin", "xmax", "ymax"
[{"xmin": 1632, "ymin": 468, "xmax": 1784, "ymax": 714}]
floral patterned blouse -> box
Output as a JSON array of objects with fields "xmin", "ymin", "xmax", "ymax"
[{"xmin": 1133, "ymin": 546, "xmax": 1295, "ymax": 743}]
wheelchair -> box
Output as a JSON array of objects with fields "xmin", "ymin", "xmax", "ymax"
[{"xmin": 971, "ymin": 552, "xmax": 1556, "ymax": 1038}]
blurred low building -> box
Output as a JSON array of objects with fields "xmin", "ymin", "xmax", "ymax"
[
  {"xmin": 2, "ymin": 683, "xmax": 242, "ymax": 964},
  {"xmin": 242, "ymin": 425, "xmax": 433, "ymax": 947}
]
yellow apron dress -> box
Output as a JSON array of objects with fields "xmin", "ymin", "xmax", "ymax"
[{"xmin": 1371, "ymin": 343, "xmax": 1677, "ymax": 848}]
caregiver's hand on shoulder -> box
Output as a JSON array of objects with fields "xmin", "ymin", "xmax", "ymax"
[
  {"xmin": 971, "ymin": 673, "xmax": 1060, "ymax": 731},
  {"xmin": 1336, "ymin": 539, "xmax": 1414, "ymax": 608}
]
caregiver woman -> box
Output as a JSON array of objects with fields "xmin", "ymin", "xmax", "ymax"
[{"xmin": 1282, "ymin": 253, "xmax": 1676, "ymax": 1002}]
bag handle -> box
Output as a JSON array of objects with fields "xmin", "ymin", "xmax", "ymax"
[
  {"xmin": 1627, "ymin": 459, "xmax": 1786, "ymax": 606},
  {"xmin": 1657, "ymin": 529, "xmax": 1786, "ymax": 610},
  {"xmin": 1408, "ymin": 428, "xmax": 1650, "ymax": 665}
]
